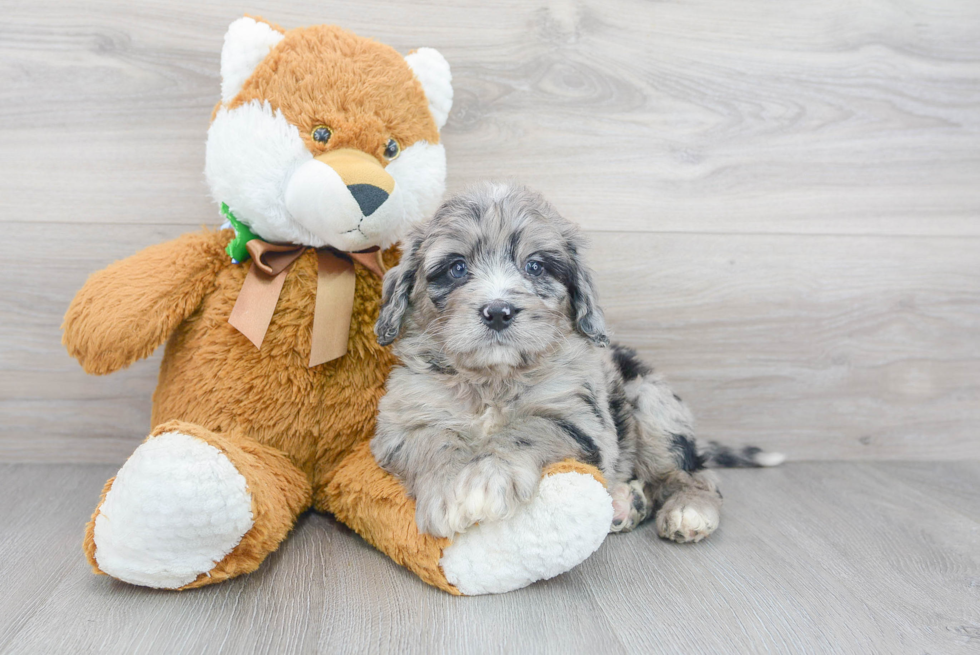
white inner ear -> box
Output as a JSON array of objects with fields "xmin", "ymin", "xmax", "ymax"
[
  {"xmin": 404, "ymin": 48, "xmax": 453, "ymax": 130},
  {"xmin": 221, "ymin": 17, "xmax": 285, "ymax": 104}
]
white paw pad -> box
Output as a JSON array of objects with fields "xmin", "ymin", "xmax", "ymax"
[
  {"xmin": 93, "ymin": 431, "xmax": 254, "ymax": 588},
  {"xmin": 440, "ymin": 471, "xmax": 613, "ymax": 595},
  {"xmin": 656, "ymin": 502, "xmax": 719, "ymax": 543}
]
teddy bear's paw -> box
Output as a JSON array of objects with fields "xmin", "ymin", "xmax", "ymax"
[
  {"xmin": 439, "ymin": 470, "xmax": 613, "ymax": 595},
  {"xmin": 92, "ymin": 431, "xmax": 254, "ymax": 588}
]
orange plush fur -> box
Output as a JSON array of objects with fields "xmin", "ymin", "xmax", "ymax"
[{"xmin": 229, "ymin": 24, "xmax": 441, "ymax": 155}]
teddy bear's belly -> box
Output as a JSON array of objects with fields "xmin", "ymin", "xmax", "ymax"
[{"xmin": 150, "ymin": 254, "xmax": 395, "ymax": 485}]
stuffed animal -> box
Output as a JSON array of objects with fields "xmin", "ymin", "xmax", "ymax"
[{"xmin": 62, "ymin": 16, "xmax": 614, "ymax": 595}]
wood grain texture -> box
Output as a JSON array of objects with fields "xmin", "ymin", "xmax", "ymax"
[
  {"xmin": 1, "ymin": 0, "xmax": 978, "ymax": 235},
  {"xmin": 0, "ymin": 462, "xmax": 978, "ymax": 654},
  {"xmin": 1, "ymin": 0, "xmax": 979, "ymax": 462}
]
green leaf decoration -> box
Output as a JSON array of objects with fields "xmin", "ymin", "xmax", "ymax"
[{"xmin": 222, "ymin": 203, "xmax": 258, "ymax": 263}]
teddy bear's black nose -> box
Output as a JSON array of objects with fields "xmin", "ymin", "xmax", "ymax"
[{"xmin": 348, "ymin": 184, "xmax": 389, "ymax": 216}]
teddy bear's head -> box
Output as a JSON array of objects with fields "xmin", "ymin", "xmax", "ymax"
[{"xmin": 205, "ymin": 17, "xmax": 452, "ymax": 252}]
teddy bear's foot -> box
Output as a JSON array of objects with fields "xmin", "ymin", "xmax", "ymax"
[
  {"xmin": 438, "ymin": 461, "xmax": 613, "ymax": 595},
  {"xmin": 86, "ymin": 420, "xmax": 311, "ymax": 589},
  {"xmin": 324, "ymin": 446, "xmax": 612, "ymax": 596},
  {"xmin": 90, "ymin": 430, "xmax": 252, "ymax": 588}
]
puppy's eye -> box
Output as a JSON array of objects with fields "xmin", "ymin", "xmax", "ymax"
[
  {"xmin": 525, "ymin": 260, "xmax": 545, "ymax": 277},
  {"xmin": 311, "ymin": 126, "xmax": 332, "ymax": 144},
  {"xmin": 448, "ymin": 260, "xmax": 468, "ymax": 279},
  {"xmin": 384, "ymin": 138, "xmax": 401, "ymax": 161}
]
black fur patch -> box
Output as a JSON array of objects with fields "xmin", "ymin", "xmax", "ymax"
[
  {"xmin": 611, "ymin": 345, "xmax": 652, "ymax": 380},
  {"xmin": 508, "ymin": 229, "xmax": 524, "ymax": 264},
  {"xmin": 427, "ymin": 288, "xmax": 452, "ymax": 310},
  {"xmin": 702, "ymin": 442, "xmax": 765, "ymax": 467},
  {"xmin": 553, "ymin": 419, "xmax": 601, "ymax": 466},
  {"xmin": 631, "ymin": 493, "xmax": 646, "ymax": 513},
  {"xmin": 607, "ymin": 379, "xmax": 631, "ymax": 443},
  {"xmin": 702, "ymin": 441, "xmax": 742, "ymax": 467},
  {"xmin": 425, "ymin": 255, "xmax": 467, "ymax": 310},
  {"xmin": 537, "ymin": 250, "xmax": 573, "ymax": 287},
  {"xmin": 427, "ymin": 360, "xmax": 457, "ymax": 375},
  {"xmin": 709, "ymin": 448, "xmax": 738, "ymax": 467},
  {"xmin": 669, "ymin": 433, "xmax": 706, "ymax": 472}
]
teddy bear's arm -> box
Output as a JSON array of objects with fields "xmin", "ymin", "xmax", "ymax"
[{"xmin": 62, "ymin": 230, "xmax": 230, "ymax": 375}]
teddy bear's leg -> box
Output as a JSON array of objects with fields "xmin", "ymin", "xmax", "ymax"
[
  {"xmin": 84, "ymin": 420, "xmax": 311, "ymax": 590},
  {"xmin": 322, "ymin": 443, "xmax": 613, "ymax": 595}
]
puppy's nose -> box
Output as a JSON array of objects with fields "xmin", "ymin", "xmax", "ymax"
[{"xmin": 479, "ymin": 301, "xmax": 521, "ymax": 332}]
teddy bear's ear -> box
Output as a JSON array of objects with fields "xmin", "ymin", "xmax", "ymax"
[
  {"xmin": 405, "ymin": 48, "xmax": 453, "ymax": 130},
  {"xmin": 220, "ymin": 17, "xmax": 285, "ymax": 104}
]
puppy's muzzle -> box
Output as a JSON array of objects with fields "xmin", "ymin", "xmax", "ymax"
[
  {"xmin": 480, "ymin": 301, "xmax": 522, "ymax": 332},
  {"xmin": 315, "ymin": 149, "xmax": 395, "ymax": 216}
]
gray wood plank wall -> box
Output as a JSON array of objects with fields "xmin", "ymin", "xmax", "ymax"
[{"xmin": 1, "ymin": 0, "xmax": 978, "ymax": 463}]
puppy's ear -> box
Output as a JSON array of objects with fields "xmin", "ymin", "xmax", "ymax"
[
  {"xmin": 567, "ymin": 244, "xmax": 609, "ymax": 347},
  {"xmin": 375, "ymin": 240, "xmax": 420, "ymax": 346}
]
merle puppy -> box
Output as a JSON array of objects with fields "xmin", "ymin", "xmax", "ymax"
[{"xmin": 372, "ymin": 183, "xmax": 782, "ymax": 541}]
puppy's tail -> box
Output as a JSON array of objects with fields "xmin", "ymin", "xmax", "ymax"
[{"xmin": 698, "ymin": 440, "xmax": 786, "ymax": 468}]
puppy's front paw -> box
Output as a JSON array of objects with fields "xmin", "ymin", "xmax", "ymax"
[
  {"xmin": 655, "ymin": 495, "xmax": 720, "ymax": 543},
  {"xmin": 414, "ymin": 490, "xmax": 459, "ymax": 539},
  {"xmin": 414, "ymin": 458, "xmax": 538, "ymax": 538},
  {"xmin": 454, "ymin": 458, "xmax": 537, "ymax": 528}
]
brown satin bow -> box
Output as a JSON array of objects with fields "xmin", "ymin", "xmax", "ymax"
[{"xmin": 228, "ymin": 240, "xmax": 386, "ymax": 367}]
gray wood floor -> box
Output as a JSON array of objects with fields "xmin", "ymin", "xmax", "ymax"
[{"xmin": 1, "ymin": 462, "xmax": 978, "ymax": 654}]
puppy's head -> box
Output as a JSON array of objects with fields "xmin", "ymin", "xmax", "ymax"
[{"xmin": 376, "ymin": 183, "xmax": 607, "ymax": 372}]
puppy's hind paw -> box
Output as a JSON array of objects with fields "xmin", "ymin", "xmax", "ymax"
[
  {"xmin": 656, "ymin": 496, "xmax": 719, "ymax": 544},
  {"xmin": 609, "ymin": 479, "xmax": 650, "ymax": 533}
]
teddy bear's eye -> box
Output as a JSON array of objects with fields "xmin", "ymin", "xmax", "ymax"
[
  {"xmin": 383, "ymin": 138, "xmax": 401, "ymax": 161},
  {"xmin": 311, "ymin": 126, "xmax": 332, "ymax": 144}
]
